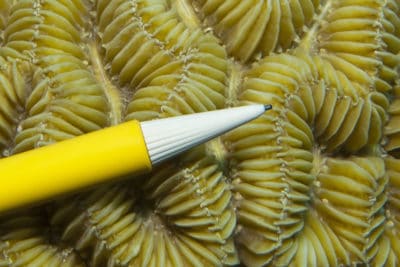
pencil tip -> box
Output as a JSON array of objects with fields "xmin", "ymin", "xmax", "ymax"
[
  {"xmin": 264, "ymin": 104, "xmax": 272, "ymax": 111},
  {"xmin": 142, "ymin": 105, "xmax": 270, "ymax": 165}
]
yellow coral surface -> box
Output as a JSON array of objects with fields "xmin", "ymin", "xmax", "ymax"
[{"xmin": 0, "ymin": 0, "xmax": 399, "ymax": 266}]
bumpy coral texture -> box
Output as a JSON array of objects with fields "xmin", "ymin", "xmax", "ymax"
[{"xmin": 0, "ymin": 0, "xmax": 399, "ymax": 266}]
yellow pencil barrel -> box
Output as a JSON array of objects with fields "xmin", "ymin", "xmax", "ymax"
[{"xmin": 0, "ymin": 120, "xmax": 152, "ymax": 213}]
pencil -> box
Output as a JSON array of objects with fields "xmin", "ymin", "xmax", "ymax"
[{"xmin": 0, "ymin": 104, "xmax": 271, "ymax": 214}]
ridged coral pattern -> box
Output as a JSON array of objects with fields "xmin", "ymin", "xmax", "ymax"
[{"xmin": 0, "ymin": 0, "xmax": 399, "ymax": 266}]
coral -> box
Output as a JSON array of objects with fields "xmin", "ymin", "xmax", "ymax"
[
  {"xmin": 51, "ymin": 149, "xmax": 237, "ymax": 266},
  {"xmin": 0, "ymin": 0, "xmax": 399, "ymax": 266},
  {"xmin": 0, "ymin": 212, "xmax": 85, "ymax": 266}
]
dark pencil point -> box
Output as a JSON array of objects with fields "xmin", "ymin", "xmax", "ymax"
[{"xmin": 264, "ymin": 104, "xmax": 272, "ymax": 111}]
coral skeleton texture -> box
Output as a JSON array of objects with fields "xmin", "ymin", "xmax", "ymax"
[{"xmin": 0, "ymin": 0, "xmax": 399, "ymax": 266}]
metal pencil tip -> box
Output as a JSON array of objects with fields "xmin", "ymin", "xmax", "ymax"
[{"xmin": 264, "ymin": 104, "xmax": 272, "ymax": 111}]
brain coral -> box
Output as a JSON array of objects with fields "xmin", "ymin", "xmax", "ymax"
[{"xmin": 0, "ymin": 0, "xmax": 399, "ymax": 266}]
